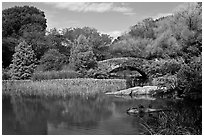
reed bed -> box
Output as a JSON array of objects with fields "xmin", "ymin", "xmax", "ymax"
[
  {"xmin": 2, "ymin": 78, "xmax": 126, "ymax": 96},
  {"xmin": 32, "ymin": 70, "xmax": 82, "ymax": 81}
]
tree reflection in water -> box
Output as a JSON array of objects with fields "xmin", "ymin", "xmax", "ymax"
[{"xmin": 3, "ymin": 93, "xmax": 188, "ymax": 135}]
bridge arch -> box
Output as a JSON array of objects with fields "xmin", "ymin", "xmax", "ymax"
[{"xmin": 96, "ymin": 57, "xmax": 150, "ymax": 81}]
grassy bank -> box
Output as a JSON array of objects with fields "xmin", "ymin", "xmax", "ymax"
[{"xmin": 2, "ymin": 78, "xmax": 126, "ymax": 96}]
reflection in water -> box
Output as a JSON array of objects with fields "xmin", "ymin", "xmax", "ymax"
[{"xmin": 3, "ymin": 94, "xmax": 200, "ymax": 135}]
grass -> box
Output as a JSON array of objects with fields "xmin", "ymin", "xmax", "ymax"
[
  {"xmin": 2, "ymin": 78, "xmax": 126, "ymax": 97},
  {"xmin": 32, "ymin": 70, "xmax": 82, "ymax": 81},
  {"xmin": 140, "ymin": 100, "xmax": 202, "ymax": 135}
]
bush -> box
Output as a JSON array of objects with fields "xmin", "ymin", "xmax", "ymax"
[
  {"xmin": 32, "ymin": 70, "xmax": 82, "ymax": 81},
  {"xmin": 2, "ymin": 68, "xmax": 11, "ymax": 80},
  {"xmin": 147, "ymin": 58, "xmax": 182, "ymax": 77},
  {"xmin": 176, "ymin": 57, "xmax": 202, "ymax": 98}
]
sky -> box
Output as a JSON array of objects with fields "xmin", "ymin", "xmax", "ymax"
[{"xmin": 2, "ymin": 2, "xmax": 184, "ymax": 38}]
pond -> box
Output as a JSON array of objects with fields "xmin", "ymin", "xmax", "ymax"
[{"xmin": 2, "ymin": 93, "xmax": 201, "ymax": 135}]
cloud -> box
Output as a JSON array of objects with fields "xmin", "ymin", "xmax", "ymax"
[
  {"xmin": 152, "ymin": 13, "xmax": 173, "ymax": 20},
  {"xmin": 123, "ymin": 12, "xmax": 136, "ymax": 16},
  {"xmin": 46, "ymin": 2, "xmax": 132, "ymax": 13},
  {"xmin": 101, "ymin": 30, "xmax": 122, "ymax": 39}
]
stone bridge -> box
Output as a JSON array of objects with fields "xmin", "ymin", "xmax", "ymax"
[{"xmin": 95, "ymin": 57, "xmax": 151, "ymax": 81}]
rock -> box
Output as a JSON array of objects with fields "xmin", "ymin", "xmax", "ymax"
[{"xmin": 106, "ymin": 86, "xmax": 167, "ymax": 95}]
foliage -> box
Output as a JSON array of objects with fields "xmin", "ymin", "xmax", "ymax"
[
  {"xmin": 129, "ymin": 18, "xmax": 156, "ymax": 39},
  {"xmin": 45, "ymin": 28, "xmax": 73, "ymax": 57},
  {"xmin": 141, "ymin": 100, "xmax": 202, "ymax": 135},
  {"xmin": 176, "ymin": 56, "xmax": 202, "ymax": 97},
  {"xmin": 62, "ymin": 27, "xmax": 112, "ymax": 61},
  {"xmin": 146, "ymin": 58, "xmax": 182, "ymax": 77},
  {"xmin": 38, "ymin": 49, "xmax": 68, "ymax": 72},
  {"xmin": 2, "ymin": 37, "xmax": 18, "ymax": 67},
  {"xmin": 171, "ymin": 2, "xmax": 202, "ymax": 62},
  {"xmin": 9, "ymin": 40, "xmax": 37, "ymax": 80},
  {"xmin": 146, "ymin": 30, "xmax": 182, "ymax": 59},
  {"xmin": 109, "ymin": 37, "xmax": 153, "ymax": 58},
  {"xmin": 32, "ymin": 70, "xmax": 82, "ymax": 81},
  {"xmin": 2, "ymin": 68, "xmax": 11, "ymax": 80},
  {"xmin": 2, "ymin": 5, "xmax": 47, "ymax": 68},
  {"xmin": 69, "ymin": 35, "xmax": 97, "ymax": 73},
  {"xmin": 2, "ymin": 5, "xmax": 47, "ymax": 38}
]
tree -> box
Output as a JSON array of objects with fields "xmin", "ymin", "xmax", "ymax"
[
  {"xmin": 171, "ymin": 2, "xmax": 202, "ymax": 62},
  {"xmin": 69, "ymin": 35, "xmax": 97, "ymax": 72},
  {"xmin": 45, "ymin": 28, "xmax": 73, "ymax": 58},
  {"xmin": 109, "ymin": 36, "xmax": 152, "ymax": 59},
  {"xmin": 129, "ymin": 18, "xmax": 156, "ymax": 39},
  {"xmin": 2, "ymin": 37, "xmax": 18, "ymax": 68},
  {"xmin": 177, "ymin": 56, "xmax": 202, "ymax": 97},
  {"xmin": 2, "ymin": 5, "xmax": 46, "ymax": 38},
  {"xmin": 62, "ymin": 27, "xmax": 112, "ymax": 61},
  {"xmin": 2, "ymin": 5, "xmax": 47, "ymax": 68},
  {"xmin": 146, "ymin": 30, "xmax": 182, "ymax": 59},
  {"xmin": 38, "ymin": 49, "xmax": 68, "ymax": 72},
  {"xmin": 9, "ymin": 40, "xmax": 37, "ymax": 80}
]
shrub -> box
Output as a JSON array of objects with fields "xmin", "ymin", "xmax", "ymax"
[
  {"xmin": 32, "ymin": 70, "xmax": 82, "ymax": 81},
  {"xmin": 147, "ymin": 58, "xmax": 183, "ymax": 77},
  {"xmin": 176, "ymin": 57, "xmax": 202, "ymax": 98},
  {"xmin": 2, "ymin": 68, "xmax": 11, "ymax": 80}
]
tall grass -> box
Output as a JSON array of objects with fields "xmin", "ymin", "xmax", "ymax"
[
  {"xmin": 32, "ymin": 70, "xmax": 82, "ymax": 81},
  {"xmin": 2, "ymin": 78, "xmax": 126, "ymax": 97},
  {"xmin": 140, "ymin": 101, "xmax": 202, "ymax": 135}
]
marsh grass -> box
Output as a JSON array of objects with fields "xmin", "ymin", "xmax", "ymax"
[
  {"xmin": 2, "ymin": 78, "xmax": 126, "ymax": 96},
  {"xmin": 140, "ymin": 104, "xmax": 202, "ymax": 135},
  {"xmin": 32, "ymin": 70, "xmax": 82, "ymax": 81}
]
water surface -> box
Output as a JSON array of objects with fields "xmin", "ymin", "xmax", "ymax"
[{"xmin": 2, "ymin": 94, "xmax": 192, "ymax": 135}]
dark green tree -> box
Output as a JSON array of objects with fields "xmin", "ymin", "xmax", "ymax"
[
  {"xmin": 2, "ymin": 5, "xmax": 47, "ymax": 68},
  {"xmin": 9, "ymin": 40, "xmax": 37, "ymax": 80},
  {"xmin": 45, "ymin": 28, "xmax": 73, "ymax": 58},
  {"xmin": 37, "ymin": 49, "xmax": 68, "ymax": 72},
  {"xmin": 2, "ymin": 5, "xmax": 46, "ymax": 37}
]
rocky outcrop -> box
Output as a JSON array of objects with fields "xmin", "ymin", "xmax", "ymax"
[{"xmin": 105, "ymin": 86, "xmax": 167, "ymax": 96}]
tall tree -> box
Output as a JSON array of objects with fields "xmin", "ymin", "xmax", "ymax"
[
  {"xmin": 9, "ymin": 40, "xmax": 37, "ymax": 80},
  {"xmin": 69, "ymin": 35, "xmax": 97, "ymax": 72},
  {"xmin": 171, "ymin": 2, "xmax": 202, "ymax": 62},
  {"xmin": 2, "ymin": 5, "xmax": 47, "ymax": 67},
  {"xmin": 2, "ymin": 5, "xmax": 46, "ymax": 38},
  {"xmin": 62, "ymin": 27, "xmax": 112, "ymax": 61}
]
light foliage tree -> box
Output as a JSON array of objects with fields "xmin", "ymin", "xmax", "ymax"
[
  {"xmin": 69, "ymin": 35, "xmax": 97, "ymax": 72},
  {"xmin": 171, "ymin": 2, "xmax": 202, "ymax": 61}
]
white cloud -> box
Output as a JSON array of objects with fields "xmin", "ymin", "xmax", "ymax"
[
  {"xmin": 47, "ymin": 2, "xmax": 132, "ymax": 13},
  {"xmin": 101, "ymin": 30, "xmax": 122, "ymax": 39},
  {"xmin": 152, "ymin": 13, "xmax": 173, "ymax": 20},
  {"xmin": 123, "ymin": 12, "xmax": 136, "ymax": 16}
]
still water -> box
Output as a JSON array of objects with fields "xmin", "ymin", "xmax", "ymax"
[{"xmin": 2, "ymin": 93, "xmax": 198, "ymax": 135}]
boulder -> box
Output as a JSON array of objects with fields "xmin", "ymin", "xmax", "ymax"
[{"xmin": 106, "ymin": 86, "xmax": 167, "ymax": 95}]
